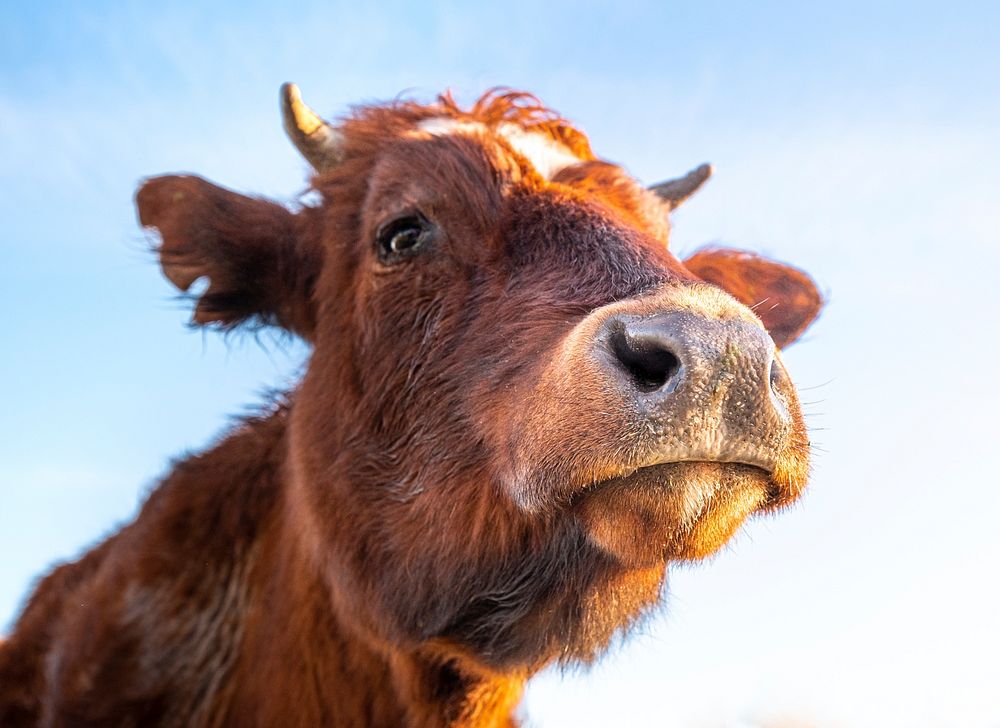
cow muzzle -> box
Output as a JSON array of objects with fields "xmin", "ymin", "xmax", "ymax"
[
  {"xmin": 498, "ymin": 283, "xmax": 810, "ymax": 541},
  {"xmin": 597, "ymin": 309, "xmax": 793, "ymax": 474}
]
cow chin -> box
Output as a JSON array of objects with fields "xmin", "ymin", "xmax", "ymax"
[{"xmin": 571, "ymin": 462, "xmax": 775, "ymax": 568}]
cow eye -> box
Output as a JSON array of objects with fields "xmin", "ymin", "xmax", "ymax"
[{"xmin": 376, "ymin": 215, "xmax": 433, "ymax": 263}]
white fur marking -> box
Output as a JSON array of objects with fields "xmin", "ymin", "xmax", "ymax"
[
  {"xmin": 414, "ymin": 117, "xmax": 580, "ymax": 179},
  {"xmin": 495, "ymin": 122, "xmax": 580, "ymax": 180},
  {"xmin": 416, "ymin": 118, "xmax": 487, "ymax": 137}
]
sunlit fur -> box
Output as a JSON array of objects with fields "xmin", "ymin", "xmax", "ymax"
[{"xmin": 0, "ymin": 89, "xmax": 822, "ymax": 727}]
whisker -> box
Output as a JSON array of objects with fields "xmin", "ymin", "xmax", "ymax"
[{"xmin": 797, "ymin": 378, "xmax": 835, "ymax": 391}]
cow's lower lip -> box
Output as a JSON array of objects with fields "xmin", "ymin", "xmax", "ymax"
[
  {"xmin": 570, "ymin": 461, "xmax": 779, "ymax": 565},
  {"xmin": 574, "ymin": 460, "xmax": 773, "ymax": 501}
]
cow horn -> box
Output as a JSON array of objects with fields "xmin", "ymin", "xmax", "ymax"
[
  {"xmin": 280, "ymin": 83, "xmax": 345, "ymax": 170},
  {"xmin": 648, "ymin": 163, "xmax": 713, "ymax": 209}
]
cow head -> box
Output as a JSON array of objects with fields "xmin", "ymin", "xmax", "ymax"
[{"xmin": 136, "ymin": 85, "xmax": 822, "ymax": 673}]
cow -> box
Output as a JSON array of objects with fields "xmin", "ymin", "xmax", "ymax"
[{"xmin": 0, "ymin": 84, "xmax": 823, "ymax": 727}]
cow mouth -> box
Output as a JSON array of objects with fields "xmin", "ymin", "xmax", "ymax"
[
  {"xmin": 569, "ymin": 460, "xmax": 780, "ymax": 566},
  {"xmin": 581, "ymin": 459, "xmax": 772, "ymax": 493},
  {"xmin": 572, "ymin": 460, "xmax": 775, "ymax": 503}
]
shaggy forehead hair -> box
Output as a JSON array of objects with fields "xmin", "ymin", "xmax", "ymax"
[
  {"xmin": 333, "ymin": 88, "xmax": 597, "ymax": 164},
  {"xmin": 305, "ymin": 90, "xmax": 598, "ymax": 210}
]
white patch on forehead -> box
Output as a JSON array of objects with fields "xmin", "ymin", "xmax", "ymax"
[
  {"xmin": 416, "ymin": 117, "xmax": 486, "ymax": 137},
  {"xmin": 495, "ymin": 123, "xmax": 581, "ymax": 179},
  {"xmin": 414, "ymin": 117, "xmax": 581, "ymax": 179}
]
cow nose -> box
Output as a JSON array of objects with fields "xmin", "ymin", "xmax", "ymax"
[{"xmin": 600, "ymin": 311, "xmax": 793, "ymax": 469}]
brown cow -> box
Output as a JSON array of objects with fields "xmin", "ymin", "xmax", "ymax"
[{"xmin": 0, "ymin": 84, "xmax": 822, "ymax": 727}]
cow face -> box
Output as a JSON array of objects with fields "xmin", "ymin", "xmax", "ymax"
[{"xmin": 136, "ymin": 87, "xmax": 822, "ymax": 671}]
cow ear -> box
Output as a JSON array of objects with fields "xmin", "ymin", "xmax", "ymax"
[
  {"xmin": 136, "ymin": 175, "xmax": 321, "ymax": 339},
  {"xmin": 683, "ymin": 247, "xmax": 823, "ymax": 348}
]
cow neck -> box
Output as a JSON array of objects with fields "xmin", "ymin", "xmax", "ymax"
[{"xmin": 225, "ymin": 458, "xmax": 526, "ymax": 728}]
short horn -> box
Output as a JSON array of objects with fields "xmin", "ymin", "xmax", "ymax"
[
  {"xmin": 280, "ymin": 83, "xmax": 345, "ymax": 171},
  {"xmin": 648, "ymin": 163, "xmax": 713, "ymax": 209}
]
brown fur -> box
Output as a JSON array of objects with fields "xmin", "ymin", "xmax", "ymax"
[{"xmin": 0, "ymin": 89, "xmax": 823, "ymax": 726}]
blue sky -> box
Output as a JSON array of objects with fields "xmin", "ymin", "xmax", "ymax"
[{"xmin": 2, "ymin": 2, "xmax": 999, "ymax": 726}]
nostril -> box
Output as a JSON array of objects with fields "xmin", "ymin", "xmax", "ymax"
[
  {"xmin": 768, "ymin": 356, "xmax": 792, "ymax": 420},
  {"xmin": 769, "ymin": 356, "xmax": 788, "ymax": 394},
  {"xmin": 609, "ymin": 325, "xmax": 682, "ymax": 393}
]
